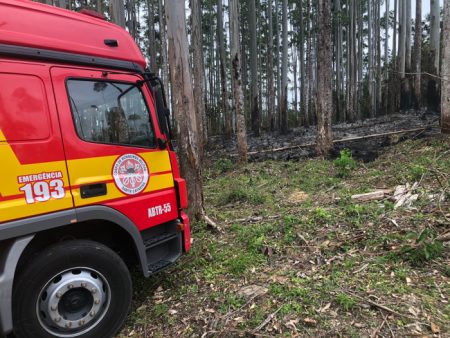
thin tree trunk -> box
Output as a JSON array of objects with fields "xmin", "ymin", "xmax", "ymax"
[
  {"xmin": 441, "ymin": 0, "xmax": 450, "ymax": 133},
  {"xmin": 404, "ymin": 0, "xmax": 411, "ymax": 108},
  {"xmin": 398, "ymin": 0, "xmax": 406, "ymax": 110},
  {"xmin": 249, "ymin": 0, "xmax": 260, "ymax": 136},
  {"xmin": 147, "ymin": 0, "xmax": 157, "ymax": 73},
  {"xmin": 217, "ymin": 0, "xmax": 231, "ymax": 137},
  {"xmin": 110, "ymin": 0, "xmax": 126, "ymax": 28},
  {"xmin": 430, "ymin": 0, "xmax": 441, "ymax": 111},
  {"xmin": 191, "ymin": 0, "xmax": 206, "ymax": 159},
  {"xmin": 384, "ymin": 0, "xmax": 389, "ymax": 115},
  {"xmin": 166, "ymin": 1, "xmax": 204, "ymax": 220},
  {"xmin": 280, "ymin": 0, "xmax": 288, "ymax": 133},
  {"xmin": 413, "ymin": 0, "xmax": 422, "ymax": 109},
  {"xmin": 230, "ymin": 0, "xmax": 248, "ymax": 163},
  {"xmin": 158, "ymin": 0, "xmax": 169, "ymax": 103},
  {"xmin": 299, "ymin": 2, "xmax": 306, "ymax": 125},
  {"xmin": 267, "ymin": 0, "xmax": 275, "ymax": 131},
  {"xmin": 368, "ymin": 0, "xmax": 375, "ymax": 117},
  {"xmin": 316, "ymin": 0, "xmax": 333, "ymax": 155}
]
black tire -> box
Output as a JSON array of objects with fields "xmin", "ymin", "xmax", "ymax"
[{"xmin": 13, "ymin": 240, "xmax": 132, "ymax": 338}]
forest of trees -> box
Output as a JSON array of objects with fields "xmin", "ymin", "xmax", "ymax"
[
  {"xmin": 35, "ymin": 0, "xmax": 450, "ymax": 218},
  {"xmin": 36, "ymin": 0, "xmax": 449, "ymax": 137}
]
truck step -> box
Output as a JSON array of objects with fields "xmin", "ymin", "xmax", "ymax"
[
  {"xmin": 143, "ymin": 233, "xmax": 178, "ymax": 249},
  {"xmin": 147, "ymin": 260, "xmax": 172, "ymax": 274}
]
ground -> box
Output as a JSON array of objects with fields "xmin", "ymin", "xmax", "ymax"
[{"xmin": 119, "ymin": 134, "xmax": 449, "ymax": 338}]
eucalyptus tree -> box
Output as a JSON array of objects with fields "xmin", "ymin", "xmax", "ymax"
[
  {"xmin": 166, "ymin": 0, "xmax": 204, "ymax": 220},
  {"xmin": 217, "ymin": 0, "xmax": 232, "ymax": 137},
  {"xmin": 267, "ymin": 0, "xmax": 275, "ymax": 130},
  {"xmin": 441, "ymin": 0, "xmax": 450, "ymax": 134},
  {"xmin": 413, "ymin": 0, "xmax": 422, "ymax": 109},
  {"xmin": 316, "ymin": 0, "xmax": 333, "ymax": 155},
  {"xmin": 280, "ymin": 0, "xmax": 289, "ymax": 133},
  {"xmin": 230, "ymin": 0, "xmax": 248, "ymax": 163},
  {"xmin": 248, "ymin": 0, "xmax": 260, "ymax": 136}
]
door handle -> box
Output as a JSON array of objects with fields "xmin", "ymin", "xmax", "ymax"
[{"xmin": 80, "ymin": 183, "xmax": 107, "ymax": 199}]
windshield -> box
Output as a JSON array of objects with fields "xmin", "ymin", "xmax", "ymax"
[{"xmin": 67, "ymin": 79, "xmax": 156, "ymax": 148}]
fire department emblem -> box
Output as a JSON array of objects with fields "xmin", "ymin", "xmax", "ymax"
[{"xmin": 112, "ymin": 154, "xmax": 149, "ymax": 195}]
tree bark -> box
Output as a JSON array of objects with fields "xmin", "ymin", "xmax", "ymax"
[
  {"xmin": 165, "ymin": 1, "xmax": 204, "ymax": 220},
  {"xmin": 441, "ymin": 0, "xmax": 450, "ymax": 133},
  {"xmin": 109, "ymin": 0, "xmax": 126, "ymax": 28},
  {"xmin": 316, "ymin": 0, "xmax": 333, "ymax": 156},
  {"xmin": 267, "ymin": 0, "xmax": 275, "ymax": 131},
  {"xmin": 413, "ymin": 0, "xmax": 422, "ymax": 109},
  {"xmin": 191, "ymin": 0, "xmax": 206, "ymax": 160},
  {"xmin": 217, "ymin": 0, "xmax": 232, "ymax": 138},
  {"xmin": 147, "ymin": 0, "xmax": 157, "ymax": 73},
  {"xmin": 280, "ymin": 0, "xmax": 288, "ymax": 133},
  {"xmin": 430, "ymin": 0, "xmax": 441, "ymax": 111},
  {"xmin": 230, "ymin": 0, "xmax": 248, "ymax": 163},
  {"xmin": 249, "ymin": 0, "xmax": 260, "ymax": 136},
  {"xmin": 158, "ymin": 0, "xmax": 169, "ymax": 102}
]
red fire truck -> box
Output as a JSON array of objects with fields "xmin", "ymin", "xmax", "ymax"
[{"xmin": 0, "ymin": 1, "xmax": 190, "ymax": 336}]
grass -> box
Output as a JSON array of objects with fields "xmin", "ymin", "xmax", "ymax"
[{"xmin": 119, "ymin": 135, "xmax": 450, "ymax": 337}]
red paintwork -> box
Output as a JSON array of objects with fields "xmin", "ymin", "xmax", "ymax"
[
  {"xmin": 0, "ymin": 0, "xmax": 146, "ymax": 69},
  {"xmin": 106, "ymin": 188, "xmax": 178, "ymax": 231},
  {"xmin": 0, "ymin": 62, "xmax": 68, "ymax": 164},
  {"xmin": 180, "ymin": 211, "xmax": 191, "ymax": 252},
  {"xmin": 174, "ymin": 178, "xmax": 188, "ymax": 209}
]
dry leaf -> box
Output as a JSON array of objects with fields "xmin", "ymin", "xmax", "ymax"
[
  {"xmin": 430, "ymin": 322, "xmax": 440, "ymax": 334},
  {"xmin": 318, "ymin": 303, "xmax": 331, "ymax": 313}
]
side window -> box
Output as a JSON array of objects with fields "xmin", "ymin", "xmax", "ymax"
[
  {"xmin": 66, "ymin": 79, "xmax": 156, "ymax": 148},
  {"xmin": 0, "ymin": 74, "xmax": 50, "ymax": 142}
]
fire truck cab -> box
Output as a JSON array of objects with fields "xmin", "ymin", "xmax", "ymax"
[{"xmin": 0, "ymin": 1, "xmax": 190, "ymax": 337}]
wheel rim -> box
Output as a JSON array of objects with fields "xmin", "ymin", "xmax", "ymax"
[{"xmin": 36, "ymin": 267, "xmax": 111, "ymax": 337}]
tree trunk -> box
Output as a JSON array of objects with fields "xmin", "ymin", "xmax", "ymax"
[
  {"xmin": 147, "ymin": 0, "xmax": 157, "ymax": 73},
  {"xmin": 217, "ymin": 0, "xmax": 231, "ymax": 137},
  {"xmin": 158, "ymin": 0, "xmax": 169, "ymax": 103},
  {"xmin": 110, "ymin": 0, "xmax": 126, "ymax": 28},
  {"xmin": 398, "ymin": 0, "xmax": 406, "ymax": 110},
  {"xmin": 404, "ymin": 0, "xmax": 411, "ymax": 108},
  {"xmin": 191, "ymin": 0, "xmax": 206, "ymax": 160},
  {"xmin": 384, "ymin": 0, "xmax": 390, "ymax": 115},
  {"xmin": 230, "ymin": 0, "xmax": 248, "ymax": 163},
  {"xmin": 316, "ymin": 0, "xmax": 333, "ymax": 156},
  {"xmin": 368, "ymin": 0, "xmax": 375, "ymax": 117},
  {"xmin": 441, "ymin": 0, "xmax": 450, "ymax": 133},
  {"xmin": 280, "ymin": 0, "xmax": 288, "ymax": 133},
  {"xmin": 413, "ymin": 0, "xmax": 422, "ymax": 109},
  {"xmin": 430, "ymin": 0, "xmax": 441, "ymax": 111},
  {"xmin": 165, "ymin": 1, "xmax": 204, "ymax": 220},
  {"xmin": 249, "ymin": 0, "xmax": 260, "ymax": 136},
  {"xmin": 267, "ymin": 0, "xmax": 275, "ymax": 131},
  {"xmin": 299, "ymin": 2, "xmax": 306, "ymax": 125}
]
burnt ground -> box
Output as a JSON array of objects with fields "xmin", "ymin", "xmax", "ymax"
[
  {"xmin": 207, "ymin": 110, "xmax": 441, "ymax": 163},
  {"xmin": 118, "ymin": 113, "xmax": 448, "ymax": 338}
]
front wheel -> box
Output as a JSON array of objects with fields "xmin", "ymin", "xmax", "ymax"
[{"xmin": 13, "ymin": 240, "xmax": 132, "ymax": 338}]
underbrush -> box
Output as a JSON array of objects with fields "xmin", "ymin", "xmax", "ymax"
[{"xmin": 121, "ymin": 135, "xmax": 450, "ymax": 337}]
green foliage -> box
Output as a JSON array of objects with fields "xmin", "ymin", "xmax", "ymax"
[
  {"xmin": 153, "ymin": 303, "xmax": 169, "ymax": 318},
  {"xmin": 218, "ymin": 181, "xmax": 266, "ymax": 205},
  {"xmin": 335, "ymin": 293, "xmax": 357, "ymax": 312},
  {"xmin": 408, "ymin": 164, "xmax": 427, "ymax": 181},
  {"xmin": 399, "ymin": 228, "xmax": 444, "ymax": 265},
  {"xmin": 334, "ymin": 149, "xmax": 357, "ymax": 178},
  {"xmin": 213, "ymin": 158, "xmax": 234, "ymax": 174}
]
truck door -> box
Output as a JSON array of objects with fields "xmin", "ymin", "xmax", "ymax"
[
  {"xmin": 0, "ymin": 63, "xmax": 73, "ymax": 223},
  {"xmin": 50, "ymin": 67, "xmax": 178, "ymax": 231}
]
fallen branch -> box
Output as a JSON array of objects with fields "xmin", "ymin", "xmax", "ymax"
[
  {"xmin": 344, "ymin": 290, "xmax": 417, "ymax": 320},
  {"xmin": 253, "ymin": 305, "xmax": 283, "ymax": 332},
  {"xmin": 351, "ymin": 190, "xmax": 391, "ymax": 202}
]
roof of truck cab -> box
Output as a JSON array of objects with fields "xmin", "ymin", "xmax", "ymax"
[{"xmin": 0, "ymin": 0, "xmax": 146, "ymax": 70}]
